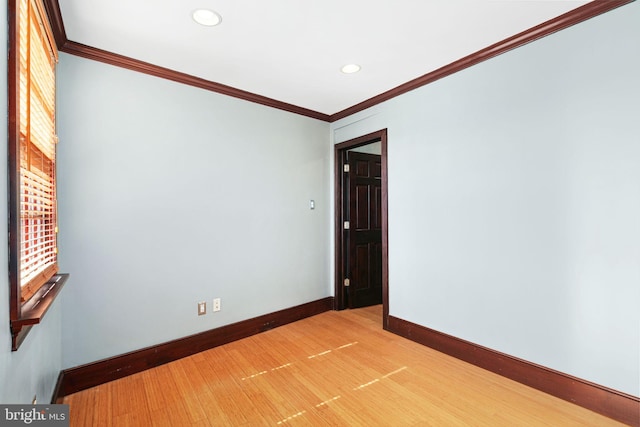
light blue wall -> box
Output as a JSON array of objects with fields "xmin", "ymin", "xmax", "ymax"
[
  {"xmin": 56, "ymin": 55, "xmax": 331, "ymax": 368},
  {"xmin": 0, "ymin": 0, "xmax": 64, "ymax": 403},
  {"xmin": 331, "ymin": 2, "xmax": 639, "ymax": 396}
]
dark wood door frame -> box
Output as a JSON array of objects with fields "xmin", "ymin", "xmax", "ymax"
[{"xmin": 334, "ymin": 129, "xmax": 389, "ymax": 329}]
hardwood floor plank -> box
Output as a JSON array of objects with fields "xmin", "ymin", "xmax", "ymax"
[
  {"xmin": 66, "ymin": 385, "xmax": 96, "ymax": 426},
  {"xmin": 110, "ymin": 375, "xmax": 152, "ymax": 427},
  {"xmin": 92, "ymin": 384, "xmax": 114, "ymax": 426},
  {"xmin": 64, "ymin": 306, "xmax": 626, "ymax": 426},
  {"xmin": 168, "ymin": 359, "xmax": 216, "ymax": 425}
]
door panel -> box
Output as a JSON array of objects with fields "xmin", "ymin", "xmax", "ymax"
[
  {"xmin": 355, "ymin": 184, "xmax": 370, "ymax": 229},
  {"xmin": 374, "ymin": 186, "xmax": 383, "ymax": 229},
  {"xmin": 347, "ymin": 151, "xmax": 383, "ymax": 308}
]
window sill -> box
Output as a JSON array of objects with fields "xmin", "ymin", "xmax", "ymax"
[{"xmin": 11, "ymin": 273, "xmax": 69, "ymax": 351}]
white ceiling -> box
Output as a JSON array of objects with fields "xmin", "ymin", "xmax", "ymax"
[{"xmin": 57, "ymin": 0, "xmax": 591, "ymax": 116}]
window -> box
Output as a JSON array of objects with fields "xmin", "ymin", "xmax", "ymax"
[{"xmin": 8, "ymin": 0, "xmax": 68, "ymax": 350}]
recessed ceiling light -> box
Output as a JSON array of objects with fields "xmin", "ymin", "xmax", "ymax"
[
  {"xmin": 192, "ymin": 9, "xmax": 222, "ymax": 27},
  {"xmin": 341, "ymin": 64, "xmax": 361, "ymax": 74}
]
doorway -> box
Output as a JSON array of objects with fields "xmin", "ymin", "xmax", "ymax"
[{"xmin": 334, "ymin": 129, "xmax": 389, "ymax": 329}]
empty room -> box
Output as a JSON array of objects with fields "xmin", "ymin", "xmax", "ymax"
[{"xmin": 1, "ymin": 0, "xmax": 638, "ymax": 425}]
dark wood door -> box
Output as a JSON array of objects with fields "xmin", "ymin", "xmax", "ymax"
[{"xmin": 345, "ymin": 151, "xmax": 383, "ymax": 308}]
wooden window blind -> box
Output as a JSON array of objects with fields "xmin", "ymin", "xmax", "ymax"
[{"xmin": 17, "ymin": 0, "xmax": 59, "ymax": 302}]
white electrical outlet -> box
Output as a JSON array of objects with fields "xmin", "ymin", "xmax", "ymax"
[
  {"xmin": 213, "ymin": 298, "xmax": 221, "ymax": 312},
  {"xmin": 198, "ymin": 301, "xmax": 206, "ymax": 315}
]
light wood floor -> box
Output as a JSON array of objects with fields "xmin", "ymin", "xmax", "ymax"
[{"xmin": 64, "ymin": 306, "xmax": 623, "ymax": 426}]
